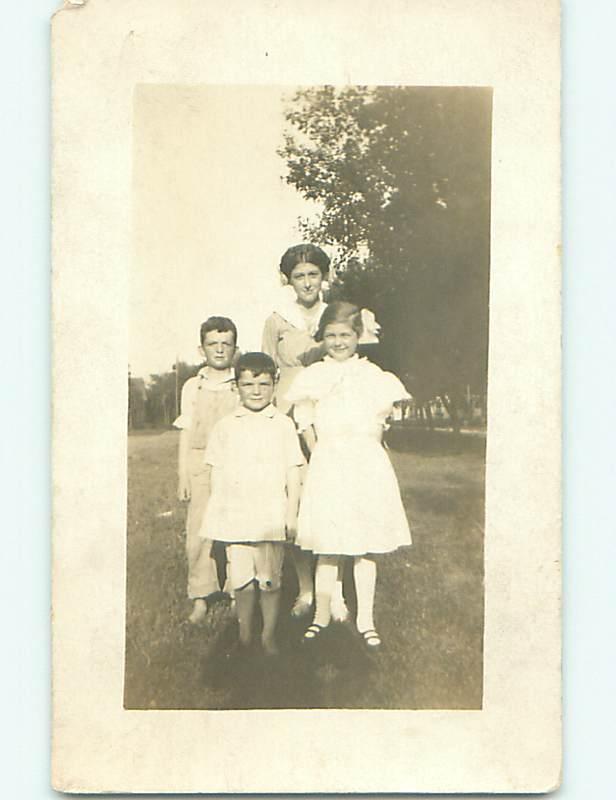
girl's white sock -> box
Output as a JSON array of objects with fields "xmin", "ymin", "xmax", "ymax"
[
  {"xmin": 330, "ymin": 563, "xmax": 349, "ymax": 621},
  {"xmin": 313, "ymin": 556, "xmax": 338, "ymax": 628},
  {"xmin": 331, "ymin": 578, "xmax": 344, "ymax": 605},
  {"xmin": 354, "ymin": 556, "xmax": 377, "ymax": 633},
  {"xmin": 292, "ymin": 548, "xmax": 314, "ymax": 600}
]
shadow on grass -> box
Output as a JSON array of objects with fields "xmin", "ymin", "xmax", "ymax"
[
  {"xmin": 404, "ymin": 487, "xmax": 462, "ymax": 516},
  {"xmin": 199, "ymin": 598, "xmax": 382, "ymax": 710},
  {"xmin": 386, "ymin": 426, "xmax": 486, "ymax": 457}
]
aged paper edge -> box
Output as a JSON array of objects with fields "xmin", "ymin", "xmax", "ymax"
[{"xmin": 51, "ymin": 0, "xmax": 561, "ymax": 793}]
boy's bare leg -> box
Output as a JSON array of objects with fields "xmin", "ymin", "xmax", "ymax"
[
  {"xmin": 259, "ymin": 589, "xmax": 281, "ymax": 656},
  {"xmin": 291, "ymin": 547, "xmax": 314, "ymax": 616},
  {"xmin": 234, "ymin": 582, "xmax": 257, "ymax": 646},
  {"xmin": 188, "ymin": 597, "xmax": 208, "ymax": 624}
]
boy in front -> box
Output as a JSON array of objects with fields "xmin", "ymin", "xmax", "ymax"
[
  {"xmin": 200, "ymin": 353, "xmax": 304, "ymax": 656},
  {"xmin": 174, "ymin": 317, "xmax": 239, "ymax": 623}
]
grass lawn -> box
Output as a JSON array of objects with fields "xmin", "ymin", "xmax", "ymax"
[{"xmin": 124, "ymin": 428, "xmax": 485, "ymax": 709}]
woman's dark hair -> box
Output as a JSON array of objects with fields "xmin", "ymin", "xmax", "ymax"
[
  {"xmin": 315, "ymin": 301, "xmax": 363, "ymax": 341},
  {"xmin": 235, "ymin": 352, "xmax": 277, "ymax": 382},
  {"xmin": 200, "ymin": 316, "xmax": 238, "ymax": 347},
  {"xmin": 279, "ymin": 244, "xmax": 330, "ymax": 279}
]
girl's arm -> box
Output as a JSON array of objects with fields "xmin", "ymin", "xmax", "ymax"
[
  {"xmin": 285, "ymin": 465, "xmax": 302, "ymax": 540},
  {"xmin": 300, "ymin": 424, "xmax": 317, "ymax": 455},
  {"xmin": 291, "ymin": 397, "xmax": 316, "ymax": 449}
]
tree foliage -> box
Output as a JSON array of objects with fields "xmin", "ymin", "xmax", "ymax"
[
  {"xmin": 128, "ymin": 362, "xmax": 200, "ymax": 429},
  {"xmin": 280, "ymin": 86, "xmax": 492, "ymax": 414}
]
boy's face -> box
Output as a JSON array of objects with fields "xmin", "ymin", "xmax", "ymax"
[
  {"xmin": 200, "ymin": 330, "xmax": 236, "ymax": 370},
  {"xmin": 237, "ymin": 370, "xmax": 275, "ymax": 412}
]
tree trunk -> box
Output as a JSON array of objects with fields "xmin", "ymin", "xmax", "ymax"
[
  {"xmin": 442, "ymin": 394, "xmax": 461, "ymax": 435},
  {"xmin": 424, "ymin": 402, "xmax": 434, "ymax": 430}
]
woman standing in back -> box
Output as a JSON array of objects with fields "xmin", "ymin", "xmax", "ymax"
[{"xmin": 262, "ymin": 244, "xmax": 348, "ymax": 621}]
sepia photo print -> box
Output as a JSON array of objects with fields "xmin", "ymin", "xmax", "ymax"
[{"xmin": 126, "ymin": 84, "xmax": 492, "ymax": 712}]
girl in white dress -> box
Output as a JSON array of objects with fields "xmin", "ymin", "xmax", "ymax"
[
  {"xmin": 286, "ymin": 302, "xmax": 412, "ymax": 650},
  {"xmin": 262, "ymin": 244, "xmax": 382, "ymax": 621}
]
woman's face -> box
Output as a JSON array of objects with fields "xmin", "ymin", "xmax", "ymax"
[
  {"xmin": 289, "ymin": 261, "xmax": 323, "ymax": 308},
  {"xmin": 323, "ymin": 322, "xmax": 359, "ymax": 361}
]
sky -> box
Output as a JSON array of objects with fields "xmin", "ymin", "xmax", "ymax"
[{"xmin": 130, "ymin": 85, "xmax": 318, "ymax": 378}]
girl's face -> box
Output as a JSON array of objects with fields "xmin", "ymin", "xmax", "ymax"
[
  {"xmin": 289, "ymin": 261, "xmax": 323, "ymax": 308},
  {"xmin": 323, "ymin": 322, "xmax": 359, "ymax": 361}
]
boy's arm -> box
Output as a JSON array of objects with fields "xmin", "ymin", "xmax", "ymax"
[
  {"xmin": 177, "ymin": 429, "xmax": 191, "ymax": 501},
  {"xmin": 199, "ymin": 422, "xmax": 223, "ymax": 511},
  {"xmin": 175, "ymin": 376, "xmax": 197, "ymax": 501},
  {"xmin": 196, "ymin": 463, "xmax": 215, "ymax": 541},
  {"xmin": 285, "ymin": 465, "xmax": 302, "ymax": 541},
  {"xmin": 173, "ymin": 378, "xmax": 199, "ymax": 500}
]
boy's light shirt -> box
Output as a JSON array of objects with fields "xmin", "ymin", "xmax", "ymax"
[
  {"xmin": 200, "ymin": 365, "xmax": 235, "ymax": 387},
  {"xmin": 234, "ymin": 403, "xmax": 276, "ymax": 418},
  {"xmin": 173, "ymin": 366, "xmax": 235, "ymax": 430},
  {"xmin": 200, "ymin": 402, "xmax": 305, "ymax": 543}
]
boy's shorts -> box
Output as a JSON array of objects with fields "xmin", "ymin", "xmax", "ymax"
[{"xmin": 226, "ymin": 542, "xmax": 284, "ymax": 592}]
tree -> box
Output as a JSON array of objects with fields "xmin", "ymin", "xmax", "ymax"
[
  {"xmin": 128, "ymin": 373, "xmax": 147, "ymax": 429},
  {"xmin": 144, "ymin": 362, "xmax": 200, "ymax": 428},
  {"xmin": 280, "ymin": 86, "xmax": 492, "ymax": 427}
]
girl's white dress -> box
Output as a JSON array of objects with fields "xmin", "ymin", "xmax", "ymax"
[{"xmin": 285, "ymin": 355, "xmax": 412, "ymax": 556}]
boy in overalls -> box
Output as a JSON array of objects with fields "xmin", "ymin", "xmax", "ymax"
[{"xmin": 174, "ymin": 317, "xmax": 239, "ymax": 623}]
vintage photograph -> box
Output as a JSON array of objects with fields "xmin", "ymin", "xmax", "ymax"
[
  {"xmin": 125, "ymin": 84, "xmax": 492, "ymax": 711},
  {"xmin": 52, "ymin": 1, "xmax": 560, "ymax": 791}
]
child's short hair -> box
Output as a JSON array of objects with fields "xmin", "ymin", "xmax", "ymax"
[
  {"xmin": 316, "ymin": 301, "xmax": 363, "ymax": 341},
  {"xmin": 279, "ymin": 244, "xmax": 331, "ymax": 280},
  {"xmin": 235, "ymin": 352, "xmax": 278, "ymax": 382},
  {"xmin": 200, "ymin": 316, "xmax": 238, "ymax": 346}
]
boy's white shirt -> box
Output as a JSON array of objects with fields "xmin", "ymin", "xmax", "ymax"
[
  {"xmin": 233, "ymin": 402, "xmax": 276, "ymax": 418},
  {"xmin": 199, "ymin": 402, "xmax": 305, "ymax": 542},
  {"xmin": 173, "ymin": 366, "xmax": 235, "ymax": 430}
]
